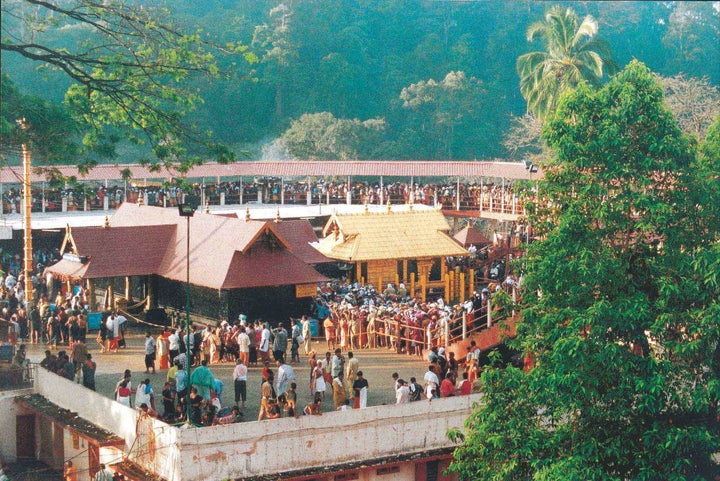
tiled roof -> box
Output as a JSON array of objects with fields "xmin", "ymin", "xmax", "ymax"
[
  {"xmin": 313, "ymin": 209, "xmax": 468, "ymax": 261},
  {"xmin": 271, "ymin": 219, "xmax": 332, "ymax": 264},
  {"xmin": 223, "ymin": 246, "xmax": 329, "ymax": 289},
  {"xmin": 45, "ymin": 204, "xmax": 328, "ymax": 290},
  {"xmin": 15, "ymin": 394, "xmax": 125, "ymax": 447},
  {"xmin": 64, "ymin": 225, "xmax": 175, "ymax": 278},
  {"xmin": 111, "ymin": 204, "xmax": 289, "ymax": 289},
  {"xmin": 2, "ymin": 160, "xmax": 541, "ymax": 183},
  {"xmin": 453, "ymin": 226, "xmax": 492, "ymax": 247},
  {"xmin": 44, "ymin": 258, "xmax": 89, "ymax": 279}
]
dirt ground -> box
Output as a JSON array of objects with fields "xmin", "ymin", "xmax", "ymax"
[{"xmin": 23, "ymin": 326, "xmax": 434, "ymax": 422}]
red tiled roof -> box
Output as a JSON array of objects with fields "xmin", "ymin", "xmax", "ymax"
[
  {"xmin": 271, "ymin": 220, "xmax": 332, "ymax": 264},
  {"xmin": 223, "ymin": 246, "xmax": 328, "ymax": 289},
  {"xmin": 53, "ymin": 225, "xmax": 175, "ymax": 278},
  {"xmin": 50, "ymin": 204, "xmax": 328, "ymax": 290},
  {"xmin": 2, "ymin": 161, "xmax": 541, "ymax": 183},
  {"xmin": 453, "ymin": 226, "xmax": 492, "ymax": 247}
]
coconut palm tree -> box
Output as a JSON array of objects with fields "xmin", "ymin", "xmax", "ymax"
[{"xmin": 517, "ymin": 6, "xmax": 616, "ymax": 121}]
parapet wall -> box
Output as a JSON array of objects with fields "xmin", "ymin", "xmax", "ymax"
[
  {"xmin": 33, "ymin": 368, "xmax": 479, "ymax": 481},
  {"xmin": 177, "ymin": 394, "xmax": 480, "ymax": 481},
  {"xmin": 34, "ymin": 367, "xmax": 180, "ymax": 480}
]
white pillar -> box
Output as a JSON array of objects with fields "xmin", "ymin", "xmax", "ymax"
[
  {"xmin": 444, "ymin": 318, "xmax": 450, "ymax": 351},
  {"xmin": 487, "ymin": 296, "xmax": 492, "ymax": 328},
  {"xmin": 501, "ymin": 178, "xmax": 506, "ymax": 214},
  {"xmin": 456, "ymin": 178, "xmax": 461, "ymax": 210},
  {"xmin": 220, "ymin": 192, "xmax": 226, "ymax": 206}
]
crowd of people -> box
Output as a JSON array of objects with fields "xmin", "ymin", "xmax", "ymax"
[
  {"xmin": 122, "ymin": 275, "xmax": 513, "ymax": 427},
  {"xmin": 38, "ymin": 344, "xmax": 97, "ymax": 391},
  {"xmin": 315, "ymin": 279, "xmax": 507, "ymax": 355},
  {"xmin": 2, "ymin": 178, "xmax": 527, "ymax": 215}
]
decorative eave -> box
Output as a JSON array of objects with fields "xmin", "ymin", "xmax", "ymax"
[{"xmin": 15, "ymin": 394, "xmax": 125, "ymax": 448}]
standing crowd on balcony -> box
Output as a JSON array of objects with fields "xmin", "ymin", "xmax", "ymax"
[{"xmin": 2, "ymin": 178, "xmax": 527, "ymax": 215}]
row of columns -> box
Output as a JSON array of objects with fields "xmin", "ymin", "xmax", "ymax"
[{"xmin": 2, "ymin": 175, "xmax": 525, "ymax": 214}]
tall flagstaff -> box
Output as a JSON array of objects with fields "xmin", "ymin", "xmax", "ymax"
[{"xmin": 18, "ymin": 119, "xmax": 34, "ymax": 308}]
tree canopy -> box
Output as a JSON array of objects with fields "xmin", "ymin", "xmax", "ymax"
[
  {"xmin": 517, "ymin": 5, "xmax": 616, "ymax": 121},
  {"xmin": 449, "ymin": 61, "xmax": 720, "ymax": 480},
  {"xmin": 2, "ymin": 1, "xmax": 717, "ymax": 164},
  {"xmin": 1, "ymin": 0, "xmax": 255, "ymax": 171}
]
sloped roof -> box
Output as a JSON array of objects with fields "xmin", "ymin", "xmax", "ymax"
[
  {"xmin": 1, "ymin": 160, "xmax": 541, "ymax": 183},
  {"xmin": 223, "ymin": 245, "xmax": 329, "ymax": 288},
  {"xmin": 453, "ymin": 226, "xmax": 492, "ymax": 247},
  {"xmin": 271, "ymin": 219, "xmax": 332, "ymax": 264},
  {"xmin": 47, "ymin": 225, "xmax": 175, "ymax": 279},
  {"xmin": 46, "ymin": 204, "xmax": 327, "ymax": 290},
  {"xmin": 312, "ymin": 209, "xmax": 468, "ymax": 262}
]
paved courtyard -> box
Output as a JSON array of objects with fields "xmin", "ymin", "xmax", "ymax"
[{"xmin": 23, "ymin": 327, "xmax": 436, "ymax": 422}]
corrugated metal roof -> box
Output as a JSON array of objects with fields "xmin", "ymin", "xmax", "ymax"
[
  {"xmin": 314, "ymin": 208, "xmax": 468, "ymax": 262},
  {"xmin": 1, "ymin": 161, "xmax": 541, "ymax": 183}
]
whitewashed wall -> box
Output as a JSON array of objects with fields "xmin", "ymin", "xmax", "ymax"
[
  {"xmin": 32, "ymin": 368, "xmax": 477, "ymax": 481},
  {"xmin": 177, "ymin": 395, "xmax": 479, "ymax": 481},
  {"xmin": 0, "ymin": 387, "xmax": 32, "ymax": 462},
  {"xmin": 34, "ymin": 367, "xmax": 180, "ymax": 481}
]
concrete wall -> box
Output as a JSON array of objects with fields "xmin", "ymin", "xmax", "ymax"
[
  {"xmin": 32, "ymin": 368, "xmax": 478, "ymax": 481},
  {"xmin": 0, "ymin": 388, "xmax": 32, "ymax": 462},
  {"xmin": 34, "ymin": 367, "xmax": 181, "ymax": 481},
  {"xmin": 177, "ymin": 394, "xmax": 480, "ymax": 481}
]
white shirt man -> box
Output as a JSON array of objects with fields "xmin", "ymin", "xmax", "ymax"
[
  {"xmin": 259, "ymin": 324, "xmax": 271, "ymax": 359},
  {"xmin": 237, "ymin": 329, "xmax": 250, "ymax": 352},
  {"xmin": 423, "ymin": 366, "xmax": 440, "ymax": 399},
  {"xmin": 396, "ymin": 380, "xmax": 410, "ymax": 404},
  {"xmin": 275, "ymin": 361, "xmax": 296, "ymax": 396},
  {"xmin": 301, "ymin": 317, "xmax": 312, "ymax": 353}
]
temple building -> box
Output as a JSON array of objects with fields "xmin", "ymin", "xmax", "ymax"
[
  {"xmin": 311, "ymin": 206, "xmax": 469, "ymax": 301},
  {"xmin": 44, "ymin": 203, "xmax": 329, "ymax": 321}
]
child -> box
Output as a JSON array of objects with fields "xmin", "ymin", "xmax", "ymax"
[
  {"xmin": 285, "ymin": 382, "xmax": 298, "ymax": 418},
  {"xmin": 304, "ymin": 393, "xmax": 323, "ymax": 415}
]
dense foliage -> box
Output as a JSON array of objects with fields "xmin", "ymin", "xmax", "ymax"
[
  {"xmin": 517, "ymin": 6, "xmax": 616, "ymax": 121},
  {"xmin": 448, "ymin": 61, "xmax": 720, "ymax": 480},
  {"xmin": 1, "ymin": 0, "xmax": 254, "ymax": 170},
  {"xmin": 2, "ymin": 1, "xmax": 718, "ymax": 165}
]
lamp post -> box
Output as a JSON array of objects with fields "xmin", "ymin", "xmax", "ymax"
[{"xmin": 178, "ymin": 195, "xmax": 198, "ymax": 423}]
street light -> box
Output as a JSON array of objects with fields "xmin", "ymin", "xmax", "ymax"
[{"xmin": 178, "ymin": 194, "xmax": 198, "ymax": 424}]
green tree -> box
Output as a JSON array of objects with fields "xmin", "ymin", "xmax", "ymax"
[
  {"xmin": 1, "ymin": 0, "xmax": 253, "ymax": 171},
  {"xmin": 662, "ymin": 2, "xmax": 720, "ymax": 85},
  {"xmin": 517, "ymin": 5, "xmax": 616, "ymax": 121},
  {"xmin": 252, "ymin": 2, "xmax": 300, "ymax": 121},
  {"xmin": 1, "ymin": 74, "xmax": 80, "ymax": 163},
  {"xmin": 399, "ymin": 71, "xmax": 487, "ymax": 159},
  {"xmin": 279, "ymin": 112, "xmax": 385, "ymax": 160},
  {"xmin": 449, "ymin": 61, "xmax": 720, "ymax": 480}
]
